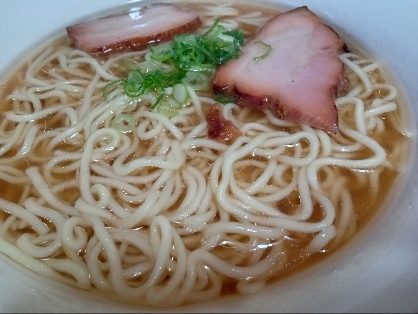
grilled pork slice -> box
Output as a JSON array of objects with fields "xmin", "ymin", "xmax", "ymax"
[
  {"xmin": 66, "ymin": 3, "xmax": 201, "ymax": 56},
  {"xmin": 212, "ymin": 6, "xmax": 345, "ymax": 133},
  {"xmin": 206, "ymin": 104, "xmax": 242, "ymax": 144}
]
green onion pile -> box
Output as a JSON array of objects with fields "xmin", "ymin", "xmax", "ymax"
[{"xmin": 104, "ymin": 18, "xmax": 244, "ymax": 113}]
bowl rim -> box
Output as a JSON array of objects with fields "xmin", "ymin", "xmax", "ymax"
[{"xmin": 0, "ymin": 0, "xmax": 417, "ymax": 312}]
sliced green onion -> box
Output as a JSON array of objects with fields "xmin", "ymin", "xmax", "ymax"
[
  {"xmin": 172, "ymin": 83, "xmax": 189, "ymax": 104},
  {"xmin": 182, "ymin": 70, "xmax": 214, "ymax": 91},
  {"xmin": 203, "ymin": 18, "xmax": 221, "ymax": 37},
  {"xmin": 105, "ymin": 19, "xmax": 245, "ymax": 113},
  {"xmin": 103, "ymin": 79, "xmax": 125, "ymax": 99},
  {"xmin": 217, "ymin": 33, "xmax": 235, "ymax": 42},
  {"xmin": 119, "ymin": 58, "xmax": 139, "ymax": 71},
  {"xmin": 115, "ymin": 69, "xmax": 186, "ymax": 108},
  {"xmin": 223, "ymin": 29, "xmax": 244, "ymax": 46},
  {"xmin": 214, "ymin": 93, "xmax": 236, "ymax": 104},
  {"xmin": 165, "ymin": 86, "xmax": 173, "ymax": 95},
  {"xmin": 149, "ymin": 43, "xmax": 172, "ymax": 62},
  {"xmin": 111, "ymin": 113, "xmax": 136, "ymax": 133},
  {"xmin": 158, "ymin": 105, "xmax": 179, "ymax": 117},
  {"xmin": 253, "ymin": 40, "xmax": 272, "ymax": 61},
  {"xmin": 170, "ymin": 34, "xmax": 215, "ymax": 71},
  {"xmin": 150, "ymin": 19, "xmax": 244, "ymax": 72},
  {"xmin": 154, "ymin": 69, "xmax": 186, "ymax": 87},
  {"xmin": 158, "ymin": 98, "xmax": 182, "ymax": 117}
]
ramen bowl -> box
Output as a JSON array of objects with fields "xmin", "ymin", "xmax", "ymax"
[{"xmin": 0, "ymin": 0, "xmax": 417, "ymax": 312}]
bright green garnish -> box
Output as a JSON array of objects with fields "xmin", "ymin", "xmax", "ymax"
[
  {"xmin": 104, "ymin": 19, "xmax": 244, "ymax": 111},
  {"xmin": 111, "ymin": 113, "xmax": 136, "ymax": 133},
  {"xmin": 253, "ymin": 40, "xmax": 272, "ymax": 61},
  {"xmin": 166, "ymin": 18, "xmax": 244, "ymax": 71},
  {"xmin": 214, "ymin": 93, "xmax": 235, "ymax": 104},
  {"xmin": 123, "ymin": 69, "xmax": 187, "ymax": 109},
  {"xmin": 104, "ymin": 69, "xmax": 186, "ymax": 109}
]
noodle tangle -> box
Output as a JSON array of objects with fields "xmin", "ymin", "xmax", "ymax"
[{"xmin": 0, "ymin": 1, "xmax": 411, "ymax": 307}]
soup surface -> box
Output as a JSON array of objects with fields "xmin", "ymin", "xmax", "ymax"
[{"xmin": 0, "ymin": 0, "xmax": 412, "ymax": 307}]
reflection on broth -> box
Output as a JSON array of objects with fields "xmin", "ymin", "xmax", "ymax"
[{"xmin": 0, "ymin": 0, "xmax": 412, "ymax": 308}]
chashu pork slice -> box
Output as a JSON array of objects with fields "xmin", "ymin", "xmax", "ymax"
[
  {"xmin": 212, "ymin": 6, "xmax": 345, "ymax": 133},
  {"xmin": 66, "ymin": 3, "xmax": 201, "ymax": 56},
  {"xmin": 206, "ymin": 104, "xmax": 242, "ymax": 144}
]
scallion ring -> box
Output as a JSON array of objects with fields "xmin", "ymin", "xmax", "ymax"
[
  {"xmin": 253, "ymin": 40, "xmax": 272, "ymax": 61},
  {"xmin": 111, "ymin": 113, "xmax": 136, "ymax": 133}
]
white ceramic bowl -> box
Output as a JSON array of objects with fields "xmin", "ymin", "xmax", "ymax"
[{"xmin": 0, "ymin": 0, "xmax": 417, "ymax": 312}]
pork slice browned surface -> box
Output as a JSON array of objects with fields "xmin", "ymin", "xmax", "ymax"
[
  {"xmin": 206, "ymin": 104, "xmax": 242, "ymax": 144},
  {"xmin": 66, "ymin": 3, "xmax": 201, "ymax": 56},
  {"xmin": 212, "ymin": 6, "xmax": 345, "ymax": 133}
]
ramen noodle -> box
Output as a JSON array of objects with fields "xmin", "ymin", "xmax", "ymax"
[{"xmin": 0, "ymin": 1, "xmax": 412, "ymax": 307}]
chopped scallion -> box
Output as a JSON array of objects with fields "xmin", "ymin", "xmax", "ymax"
[
  {"xmin": 172, "ymin": 83, "xmax": 189, "ymax": 104},
  {"xmin": 151, "ymin": 18, "xmax": 244, "ymax": 71},
  {"xmin": 253, "ymin": 40, "xmax": 272, "ymax": 61},
  {"xmin": 105, "ymin": 18, "xmax": 245, "ymax": 113},
  {"xmin": 111, "ymin": 113, "xmax": 136, "ymax": 133},
  {"xmin": 214, "ymin": 93, "xmax": 235, "ymax": 104}
]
